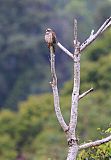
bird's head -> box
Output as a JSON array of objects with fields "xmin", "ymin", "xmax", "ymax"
[{"xmin": 46, "ymin": 28, "xmax": 52, "ymax": 32}]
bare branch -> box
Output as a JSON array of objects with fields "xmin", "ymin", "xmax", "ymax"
[
  {"xmin": 102, "ymin": 19, "xmax": 111, "ymax": 32},
  {"xmin": 45, "ymin": 17, "xmax": 111, "ymax": 160},
  {"xmin": 79, "ymin": 87, "xmax": 93, "ymax": 100},
  {"xmin": 49, "ymin": 46, "xmax": 68, "ymax": 132},
  {"xmin": 69, "ymin": 19, "xmax": 80, "ymax": 139},
  {"xmin": 79, "ymin": 135, "xmax": 111, "ymax": 150},
  {"xmin": 98, "ymin": 17, "xmax": 111, "ymax": 33},
  {"xmin": 57, "ymin": 42, "xmax": 73, "ymax": 59},
  {"xmin": 80, "ymin": 17, "xmax": 111, "ymax": 52},
  {"xmin": 56, "ymin": 17, "xmax": 111, "ymax": 60},
  {"xmin": 67, "ymin": 19, "xmax": 80, "ymax": 160},
  {"xmin": 45, "ymin": 28, "xmax": 68, "ymax": 132},
  {"xmin": 73, "ymin": 19, "xmax": 78, "ymax": 47}
]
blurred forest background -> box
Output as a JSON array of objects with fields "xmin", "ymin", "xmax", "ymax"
[{"xmin": 0, "ymin": 0, "xmax": 111, "ymax": 159}]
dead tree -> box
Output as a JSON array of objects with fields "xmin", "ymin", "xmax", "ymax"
[{"xmin": 45, "ymin": 17, "xmax": 111, "ymax": 160}]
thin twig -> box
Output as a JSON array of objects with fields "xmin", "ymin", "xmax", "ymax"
[
  {"xmin": 79, "ymin": 87, "xmax": 93, "ymax": 100},
  {"xmin": 79, "ymin": 135, "xmax": 111, "ymax": 150},
  {"xmin": 90, "ymin": 29, "xmax": 94, "ymax": 38},
  {"xmin": 73, "ymin": 19, "xmax": 78, "ymax": 47}
]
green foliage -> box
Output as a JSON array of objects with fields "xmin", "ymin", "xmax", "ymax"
[
  {"xmin": 78, "ymin": 129, "xmax": 111, "ymax": 159},
  {"xmin": 0, "ymin": 1, "xmax": 111, "ymax": 159},
  {"xmin": 61, "ymin": 30, "xmax": 111, "ymax": 159},
  {"xmin": 0, "ymin": 110, "xmax": 17, "ymax": 159},
  {"xmin": 77, "ymin": 142, "xmax": 111, "ymax": 160},
  {"xmin": 106, "ymin": 128, "xmax": 111, "ymax": 133},
  {"xmin": 0, "ymin": 94, "xmax": 66, "ymax": 159},
  {"xmin": 0, "ymin": 0, "xmax": 53, "ymax": 108},
  {"xmin": 32, "ymin": 130, "xmax": 67, "ymax": 160},
  {"xmin": 0, "ymin": 134, "xmax": 17, "ymax": 160},
  {"xmin": 0, "ymin": 91, "xmax": 111, "ymax": 159},
  {"xmin": 62, "ymin": 30, "xmax": 111, "ymax": 93},
  {"xmin": 0, "ymin": 0, "xmax": 110, "ymax": 108}
]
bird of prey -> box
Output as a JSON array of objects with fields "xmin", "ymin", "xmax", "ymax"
[{"xmin": 45, "ymin": 28, "xmax": 56, "ymax": 52}]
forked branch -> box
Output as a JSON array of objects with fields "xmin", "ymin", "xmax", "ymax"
[
  {"xmin": 45, "ymin": 17, "xmax": 111, "ymax": 160},
  {"xmin": 56, "ymin": 17, "xmax": 111, "ymax": 59},
  {"xmin": 80, "ymin": 17, "xmax": 111, "ymax": 52}
]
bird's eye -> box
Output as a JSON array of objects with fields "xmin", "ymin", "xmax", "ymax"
[{"xmin": 46, "ymin": 28, "xmax": 51, "ymax": 32}]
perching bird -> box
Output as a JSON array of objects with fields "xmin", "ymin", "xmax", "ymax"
[{"xmin": 45, "ymin": 28, "xmax": 56, "ymax": 52}]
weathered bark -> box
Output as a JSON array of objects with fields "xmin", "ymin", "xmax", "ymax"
[
  {"xmin": 45, "ymin": 17, "xmax": 111, "ymax": 160},
  {"xmin": 50, "ymin": 46, "xmax": 68, "ymax": 132},
  {"xmin": 56, "ymin": 17, "xmax": 111, "ymax": 59},
  {"xmin": 79, "ymin": 135, "xmax": 111, "ymax": 150},
  {"xmin": 66, "ymin": 19, "xmax": 80, "ymax": 160},
  {"xmin": 67, "ymin": 143, "xmax": 78, "ymax": 160}
]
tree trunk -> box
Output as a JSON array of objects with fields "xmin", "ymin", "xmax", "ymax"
[{"xmin": 67, "ymin": 143, "xmax": 78, "ymax": 160}]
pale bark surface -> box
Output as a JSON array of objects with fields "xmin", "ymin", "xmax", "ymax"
[
  {"xmin": 45, "ymin": 17, "xmax": 111, "ymax": 160},
  {"xmin": 50, "ymin": 46, "xmax": 68, "ymax": 132}
]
